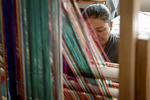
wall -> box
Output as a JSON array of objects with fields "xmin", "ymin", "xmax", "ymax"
[{"xmin": 140, "ymin": 0, "xmax": 150, "ymax": 12}]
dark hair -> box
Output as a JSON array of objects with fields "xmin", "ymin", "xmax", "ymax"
[{"xmin": 82, "ymin": 3, "xmax": 111, "ymax": 25}]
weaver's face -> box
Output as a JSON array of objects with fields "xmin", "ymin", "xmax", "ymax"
[{"xmin": 86, "ymin": 18, "xmax": 112, "ymax": 48}]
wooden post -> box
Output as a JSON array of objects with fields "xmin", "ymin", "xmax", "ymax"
[
  {"xmin": 52, "ymin": 0, "xmax": 63, "ymax": 100},
  {"xmin": 119, "ymin": 0, "xmax": 139, "ymax": 100},
  {"xmin": 136, "ymin": 34, "xmax": 150, "ymax": 100}
]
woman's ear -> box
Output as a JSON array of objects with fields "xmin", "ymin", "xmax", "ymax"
[{"xmin": 110, "ymin": 21, "xmax": 113, "ymax": 30}]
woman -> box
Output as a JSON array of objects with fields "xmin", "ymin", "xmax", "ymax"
[{"xmin": 82, "ymin": 3, "xmax": 119, "ymax": 63}]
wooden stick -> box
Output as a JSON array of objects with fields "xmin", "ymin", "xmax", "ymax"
[
  {"xmin": 77, "ymin": 1, "xmax": 106, "ymax": 8},
  {"xmin": 77, "ymin": 1, "xmax": 107, "ymax": 4},
  {"xmin": 119, "ymin": 0, "xmax": 140, "ymax": 99},
  {"xmin": 79, "ymin": 0, "xmax": 107, "ymax": 1}
]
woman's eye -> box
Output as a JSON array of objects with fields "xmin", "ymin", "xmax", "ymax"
[
  {"xmin": 97, "ymin": 30, "xmax": 104, "ymax": 32},
  {"xmin": 97, "ymin": 28, "xmax": 106, "ymax": 32}
]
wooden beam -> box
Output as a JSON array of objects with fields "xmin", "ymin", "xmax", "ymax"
[
  {"xmin": 136, "ymin": 34, "xmax": 150, "ymax": 100},
  {"xmin": 77, "ymin": 1, "xmax": 107, "ymax": 4},
  {"xmin": 77, "ymin": 0, "xmax": 107, "ymax": 8},
  {"xmin": 77, "ymin": 0, "xmax": 108, "ymax": 8},
  {"xmin": 119, "ymin": 0, "xmax": 140, "ymax": 100},
  {"xmin": 80, "ymin": 0, "xmax": 108, "ymax": 2}
]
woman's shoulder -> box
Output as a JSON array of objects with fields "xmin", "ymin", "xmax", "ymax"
[
  {"xmin": 109, "ymin": 33, "xmax": 119, "ymax": 45},
  {"xmin": 104, "ymin": 33, "xmax": 119, "ymax": 63},
  {"xmin": 110, "ymin": 33, "xmax": 119, "ymax": 39}
]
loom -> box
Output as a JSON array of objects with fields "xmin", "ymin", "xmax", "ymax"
[{"xmin": 0, "ymin": 0, "xmax": 150, "ymax": 100}]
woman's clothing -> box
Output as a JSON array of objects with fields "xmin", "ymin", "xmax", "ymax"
[{"xmin": 103, "ymin": 33, "xmax": 119, "ymax": 63}]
